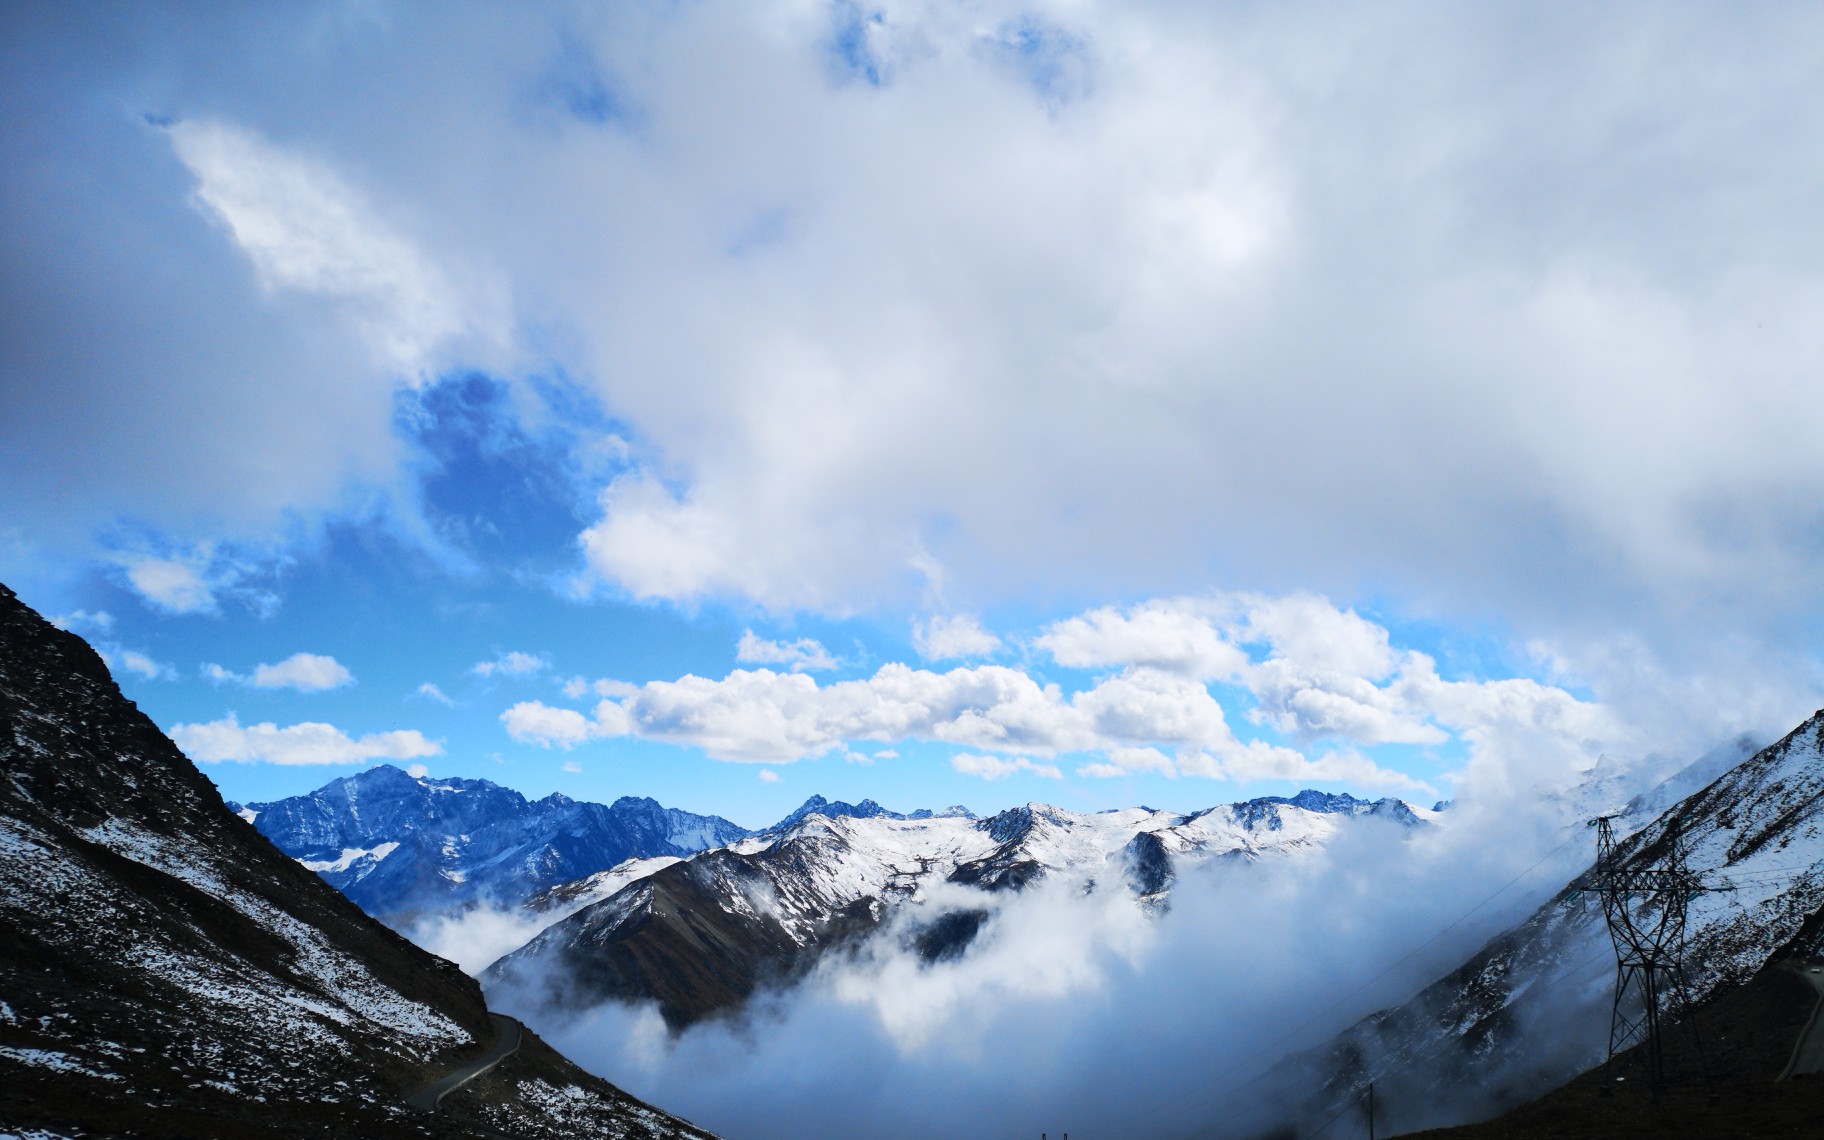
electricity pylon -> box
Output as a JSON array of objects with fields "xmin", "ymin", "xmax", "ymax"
[{"xmin": 1588, "ymin": 815, "xmax": 1715, "ymax": 1091}]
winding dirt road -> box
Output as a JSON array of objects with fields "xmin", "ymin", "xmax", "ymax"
[{"xmin": 406, "ymin": 1013, "xmax": 524, "ymax": 1113}]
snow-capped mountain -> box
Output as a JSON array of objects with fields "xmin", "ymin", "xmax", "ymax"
[
  {"xmin": 0, "ymin": 582, "xmax": 716, "ymax": 1138},
  {"xmin": 486, "ymin": 789, "xmax": 1437, "ymax": 1027},
  {"xmin": 1253, "ymin": 710, "xmax": 1824, "ymax": 1137},
  {"xmin": 231, "ymin": 766, "xmax": 748, "ymax": 923},
  {"xmin": 759, "ymin": 793, "xmax": 976, "ymax": 834}
]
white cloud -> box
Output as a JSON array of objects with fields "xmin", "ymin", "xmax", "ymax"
[
  {"xmin": 406, "ymin": 762, "xmax": 430, "ymax": 778},
  {"xmin": 758, "ymin": 768, "xmax": 781, "ymax": 784},
  {"xmin": 951, "ymin": 754, "xmax": 1062, "ymax": 781},
  {"xmin": 1038, "ymin": 600, "xmax": 1248, "ymax": 680},
  {"xmin": 165, "ymin": 118, "xmax": 503, "ymax": 375},
  {"xmin": 119, "ymin": 552, "xmax": 220, "ymax": 615},
  {"xmin": 874, "ymin": 749, "xmax": 900, "ymax": 759},
  {"xmin": 737, "ymin": 629, "xmax": 838, "ymax": 672},
  {"xmin": 504, "ymin": 658, "xmax": 1414, "ymax": 788},
  {"xmin": 51, "ymin": 609, "xmax": 113, "ymax": 633},
  {"xmin": 109, "ymin": 544, "xmax": 279, "ymax": 618},
  {"xmin": 843, "ymin": 750, "xmax": 875, "ymax": 765},
  {"xmin": 491, "ymin": 592, "xmax": 1636, "ymax": 796},
  {"xmin": 201, "ymin": 652, "xmax": 354, "ymax": 692},
  {"xmin": 169, "ymin": 713, "xmax": 441, "ymax": 766},
  {"xmin": 248, "ymin": 652, "xmax": 353, "ymax": 692},
  {"xmin": 99, "ymin": 647, "xmax": 174, "ymax": 681},
  {"xmin": 472, "ymin": 651, "xmax": 547, "ymax": 678},
  {"xmin": 1037, "ymin": 594, "xmax": 1446, "ymax": 746},
  {"xmin": 501, "ymin": 699, "xmax": 631, "ymax": 749},
  {"xmin": 562, "ymin": 675, "xmax": 640, "ymax": 699},
  {"xmin": 912, "ymin": 615, "xmax": 1003, "ymax": 661},
  {"xmin": 561, "ymin": 761, "xmax": 583, "ymax": 774},
  {"xmin": 1100, "ymin": 746, "xmax": 1179, "ymax": 778},
  {"xmin": 9, "ymin": 3, "xmax": 1824, "ymax": 722},
  {"xmin": 414, "ymin": 681, "xmax": 454, "ymax": 706}
]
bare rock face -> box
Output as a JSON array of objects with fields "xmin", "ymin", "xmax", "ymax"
[{"xmin": 0, "ymin": 582, "xmax": 716, "ymax": 1139}]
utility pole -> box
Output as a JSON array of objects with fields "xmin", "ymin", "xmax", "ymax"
[{"xmin": 1589, "ymin": 816, "xmax": 1715, "ymax": 1091}]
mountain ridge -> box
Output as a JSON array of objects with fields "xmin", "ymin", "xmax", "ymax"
[
  {"xmin": 485, "ymin": 787, "xmax": 1441, "ymax": 1028},
  {"xmin": 1244, "ymin": 707, "xmax": 1824, "ymax": 1137},
  {"xmin": 0, "ymin": 581, "xmax": 717, "ymax": 1138},
  {"xmin": 229, "ymin": 764, "xmax": 749, "ymax": 924}
]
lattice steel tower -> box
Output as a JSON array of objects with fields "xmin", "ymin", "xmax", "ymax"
[{"xmin": 1589, "ymin": 815, "xmax": 1711, "ymax": 1090}]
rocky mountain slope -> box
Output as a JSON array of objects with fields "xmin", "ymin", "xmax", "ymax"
[
  {"xmin": 230, "ymin": 767, "xmax": 746, "ymax": 925},
  {"xmin": 0, "ymin": 582, "xmax": 716, "ymax": 1140},
  {"xmin": 486, "ymin": 789, "xmax": 1437, "ymax": 1028},
  {"xmin": 1246, "ymin": 708, "xmax": 1824, "ymax": 1138}
]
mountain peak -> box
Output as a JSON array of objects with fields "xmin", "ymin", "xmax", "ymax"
[{"xmin": 768, "ymin": 794, "xmax": 908, "ymax": 831}]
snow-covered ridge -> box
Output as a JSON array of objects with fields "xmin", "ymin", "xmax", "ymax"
[
  {"xmin": 486, "ymin": 787, "xmax": 1435, "ymax": 1025},
  {"xmin": 299, "ymin": 841, "xmax": 400, "ymax": 875}
]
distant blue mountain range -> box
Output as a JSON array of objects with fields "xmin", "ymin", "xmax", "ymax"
[{"xmin": 228, "ymin": 764, "xmax": 749, "ymax": 922}]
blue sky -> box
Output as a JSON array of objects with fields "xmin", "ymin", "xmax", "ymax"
[{"xmin": 7, "ymin": 1, "xmax": 1824, "ymax": 826}]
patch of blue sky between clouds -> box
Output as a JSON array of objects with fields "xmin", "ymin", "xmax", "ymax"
[
  {"xmin": 981, "ymin": 15, "xmax": 1094, "ymax": 110},
  {"xmin": 828, "ymin": 2, "xmax": 891, "ymax": 87},
  {"xmin": 534, "ymin": 29, "xmax": 641, "ymax": 130},
  {"xmin": 397, "ymin": 372, "xmax": 614, "ymax": 576}
]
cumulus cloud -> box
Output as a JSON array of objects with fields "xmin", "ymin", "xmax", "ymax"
[
  {"xmin": 99, "ymin": 647, "xmax": 175, "ymax": 681},
  {"xmin": 501, "ymin": 698, "xmax": 631, "ymax": 749},
  {"xmin": 118, "ymin": 552, "xmax": 224, "ymax": 615},
  {"xmin": 491, "ymin": 592, "xmax": 1645, "ymax": 796},
  {"xmin": 912, "ymin": 615, "xmax": 1002, "ymax": 661},
  {"xmin": 759, "ymin": 769, "xmax": 781, "ymax": 784},
  {"xmin": 472, "ymin": 650, "xmax": 547, "ymax": 678},
  {"xmin": 51, "ymin": 609, "xmax": 114, "ymax": 634},
  {"xmin": 250, "ymin": 652, "xmax": 354, "ymax": 691},
  {"xmin": 414, "ymin": 681, "xmax": 455, "ymax": 705},
  {"xmin": 169, "ymin": 713, "xmax": 441, "ymax": 766},
  {"xmin": 1038, "ymin": 594, "xmax": 1455, "ymax": 747},
  {"xmin": 406, "ymin": 763, "xmax": 431, "ymax": 778},
  {"xmin": 737, "ymin": 630, "xmax": 838, "ymax": 672},
  {"xmin": 107, "ymin": 545, "xmax": 281, "ymax": 618},
  {"xmin": 1038, "ymin": 600, "xmax": 1247, "ymax": 680},
  {"xmin": 501, "ymin": 660, "xmax": 1418, "ymax": 789},
  {"xmin": 951, "ymin": 754, "xmax": 1062, "ymax": 781},
  {"xmin": 201, "ymin": 652, "xmax": 354, "ymax": 692}
]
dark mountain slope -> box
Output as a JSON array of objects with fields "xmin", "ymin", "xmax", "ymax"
[
  {"xmin": 1407, "ymin": 959, "xmax": 1824, "ymax": 1138},
  {"xmin": 1243, "ymin": 708, "xmax": 1824, "ymax": 1138},
  {"xmin": 0, "ymin": 582, "xmax": 714, "ymax": 1139}
]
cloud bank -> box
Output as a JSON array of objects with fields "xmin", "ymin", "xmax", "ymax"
[
  {"xmin": 491, "ymin": 797, "xmax": 1597, "ymax": 1140},
  {"xmin": 169, "ymin": 713, "xmax": 440, "ymax": 766},
  {"xmin": 8, "ymin": 1, "xmax": 1824, "ymax": 705},
  {"xmin": 493, "ymin": 591, "xmax": 1638, "ymax": 798}
]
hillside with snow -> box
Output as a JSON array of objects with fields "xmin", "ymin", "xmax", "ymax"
[
  {"xmin": 485, "ymin": 788, "xmax": 1438, "ymax": 1027},
  {"xmin": 1249, "ymin": 708, "xmax": 1824, "ymax": 1136},
  {"xmin": 0, "ymin": 582, "xmax": 717, "ymax": 1139}
]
